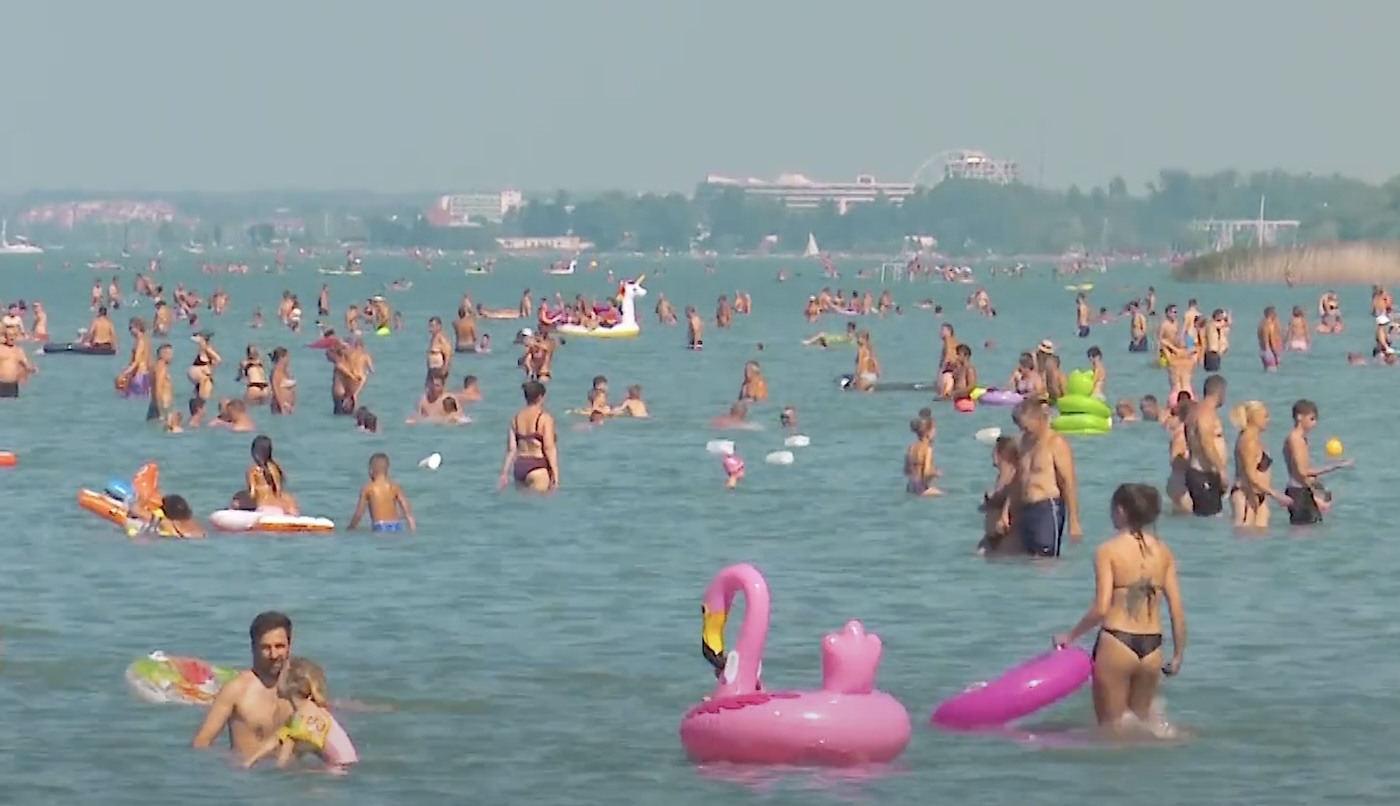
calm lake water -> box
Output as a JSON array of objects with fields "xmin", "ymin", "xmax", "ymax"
[{"xmin": 0, "ymin": 253, "xmax": 1393, "ymax": 805}]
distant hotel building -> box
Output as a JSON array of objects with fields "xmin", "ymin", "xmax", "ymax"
[
  {"xmin": 424, "ymin": 190, "xmax": 524, "ymax": 227},
  {"xmin": 701, "ymin": 173, "xmax": 915, "ymax": 214},
  {"xmin": 940, "ymin": 150, "xmax": 1019, "ymax": 185}
]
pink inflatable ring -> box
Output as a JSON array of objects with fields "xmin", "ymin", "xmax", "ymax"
[
  {"xmin": 679, "ymin": 563, "xmax": 912, "ymax": 766},
  {"xmin": 930, "ymin": 646, "xmax": 1092, "ymax": 730}
]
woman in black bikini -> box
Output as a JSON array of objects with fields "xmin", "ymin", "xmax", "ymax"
[
  {"xmin": 498, "ymin": 380, "xmax": 558, "ymax": 492},
  {"xmin": 187, "ymin": 331, "xmax": 221, "ymax": 423},
  {"xmin": 1228, "ymin": 400, "xmax": 1291, "ymax": 528},
  {"xmin": 238, "ymin": 344, "xmax": 271, "ymax": 405},
  {"xmin": 1053, "ymin": 483, "xmax": 1187, "ymax": 732}
]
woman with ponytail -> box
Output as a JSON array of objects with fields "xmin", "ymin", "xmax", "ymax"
[
  {"xmin": 1053, "ymin": 483, "xmax": 1187, "ymax": 731},
  {"xmin": 246, "ymin": 434, "xmax": 300, "ymax": 514}
]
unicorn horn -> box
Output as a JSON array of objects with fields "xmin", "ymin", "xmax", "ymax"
[{"xmin": 634, "ymin": 273, "xmax": 646, "ymax": 285}]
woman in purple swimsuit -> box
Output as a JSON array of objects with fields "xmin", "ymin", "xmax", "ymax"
[{"xmin": 498, "ymin": 380, "xmax": 558, "ymax": 492}]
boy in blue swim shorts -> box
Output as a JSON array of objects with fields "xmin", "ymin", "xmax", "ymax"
[{"xmin": 347, "ymin": 453, "xmax": 416, "ymax": 533}]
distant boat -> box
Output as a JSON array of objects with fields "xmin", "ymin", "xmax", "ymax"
[
  {"xmin": 0, "ymin": 220, "xmax": 43, "ymax": 255},
  {"xmin": 803, "ymin": 233, "xmax": 820, "ymax": 259},
  {"xmin": 182, "ymin": 242, "xmax": 205, "ymax": 255},
  {"xmin": 318, "ymin": 267, "xmax": 363, "ymax": 276},
  {"xmin": 465, "ymin": 266, "xmax": 490, "ymax": 276},
  {"xmin": 88, "ymin": 260, "xmax": 123, "ymax": 270}
]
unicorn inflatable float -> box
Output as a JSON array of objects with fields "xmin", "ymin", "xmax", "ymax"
[
  {"xmin": 678, "ymin": 563, "xmax": 911, "ymax": 766},
  {"xmin": 554, "ymin": 275, "xmax": 647, "ymax": 339}
]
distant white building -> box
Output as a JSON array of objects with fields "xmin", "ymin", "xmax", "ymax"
[
  {"xmin": 702, "ymin": 173, "xmax": 915, "ymax": 213},
  {"xmin": 425, "ymin": 190, "xmax": 524, "ymax": 227}
]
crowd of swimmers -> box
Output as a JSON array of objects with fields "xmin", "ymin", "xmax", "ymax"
[{"xmin": 1, "ymin": 264, "xmax": 1384, "ymax": 742}]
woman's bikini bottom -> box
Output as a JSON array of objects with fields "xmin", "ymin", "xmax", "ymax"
[
  {"xmin": 1095, "ymin": 628, "xmax": 1163, "ymax": 660},
  {"xmin": 514, "ymin": 456, "xmax": 548, "ymax": 483}
]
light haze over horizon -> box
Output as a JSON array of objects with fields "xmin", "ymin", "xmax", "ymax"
[{"xmin": 5, "ymin": 2, "xmax": 1395, "ymax": 195}]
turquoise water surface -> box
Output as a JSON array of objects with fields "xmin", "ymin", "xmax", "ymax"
[{"xmin": 0, "ymin": 254, "xmax": 1394, "ymax": 805}]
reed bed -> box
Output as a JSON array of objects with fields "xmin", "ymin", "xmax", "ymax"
[{"xmin": 1174, "ymin": 242, "xmax": 1400, "ymax": 284}]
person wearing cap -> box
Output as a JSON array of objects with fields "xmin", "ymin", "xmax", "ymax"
[
  {"xmin": 1034, "ymin": 341, "xmax": 1065, "ymax": 400},
  {"xmin": 515, "ymin": 326, "xmax": 534, "ymax": 344},
  {"xmin": 1372, "ymin": 313, "xmax": 1395, "ymax": 360}
]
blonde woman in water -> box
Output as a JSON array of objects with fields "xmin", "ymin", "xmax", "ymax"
[
  {"xmin": 1054, "ymin": 483, "xmax": 1187, "ymax": 733},
  {"xmin": 903, "ymin": 418, "xmax": 942, "ymax": 497},
  {"xmin": 1228, "ymin": 400, "xmax": 1291, "ymax": 528}
]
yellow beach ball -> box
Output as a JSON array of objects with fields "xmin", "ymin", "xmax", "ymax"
[{"xmin": 1325, "ymin": 438, "xmax": 1344, "ymax": 458}]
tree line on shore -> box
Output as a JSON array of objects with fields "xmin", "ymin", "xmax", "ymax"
[
  {"xmin": 369, "ymin": 169, "xmax": 1400, "ymax": 256},
  {"xmin": 20, "ymin": 169, "xmax": 1400, "ymax": 256}
]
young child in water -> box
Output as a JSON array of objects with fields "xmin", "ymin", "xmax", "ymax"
[
  {"xmin": 242, "ymin": 657, "xmax": 358, "ymax": 771},
  {"xmin": 977, "ymin": 436, "xmax": 1020, "ymax": 555},
  {"xmin": 347, "ymin": 452, "xmax": 415, "ymax": 533},
  {"xmin": 440, "ymin": 395, "xmax": 470, "ymax": 424}
]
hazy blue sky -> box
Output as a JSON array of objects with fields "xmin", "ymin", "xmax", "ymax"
[{"xmin": 4, "ymin": 2, "xmax": 1394, "ymax": 193}]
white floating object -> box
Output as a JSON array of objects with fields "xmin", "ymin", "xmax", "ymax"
[
  {"xmin": 783, "ymin": 434, "xmax": 810, "ymax": 448},
  {"xmin": 974, "ymin": 427, "xmax": 1002, "ymax": 445},
  {"xmin": 706, "ymin": 440, "xmax": 735, "ymax": 456},
  {"xmin": 765, "ymin": 451, "xmax": 794, "ymax": 465},
  {"xmin": 419, "ymin": 452, "xmax": 442, "ymax": 470}
]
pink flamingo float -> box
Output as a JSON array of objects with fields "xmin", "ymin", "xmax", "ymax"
[{"xmin": 678, "ymin": 563, "xmax": 911, "ymax": 765}]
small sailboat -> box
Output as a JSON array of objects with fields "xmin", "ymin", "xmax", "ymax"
[{"xmin": 803, "ymin": 233, "xmax": 820, "ymax": 259}]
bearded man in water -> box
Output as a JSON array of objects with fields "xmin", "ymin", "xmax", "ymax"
[{"xmin": 192, "ymin": 611, "xmax": 294, "ymax": 761}]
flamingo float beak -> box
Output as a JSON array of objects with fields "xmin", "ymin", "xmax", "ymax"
[{"xmin": 701, "ymin": 606, "xmax": 727, "ymax": 673}]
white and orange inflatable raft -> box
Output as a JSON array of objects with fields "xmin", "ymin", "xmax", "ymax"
[{"xmin": 208, "ymin": 509, "xmax": 334, "ymax": 534}]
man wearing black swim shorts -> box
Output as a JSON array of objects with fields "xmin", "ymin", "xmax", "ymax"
[
  {"xmin": 1011, "ymin": 400, "xmax": 1083, "ymax": 556},
  {"xmin": 1183, "ymin": 374, "xmax": 1229, "ymax": 516}
]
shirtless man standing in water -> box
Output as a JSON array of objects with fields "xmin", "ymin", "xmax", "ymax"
[
  {"xmin": 1183, "ymin": 374, "xmax": 1229, "ymax": 516},
  {"xmin": 1157, "ymin": 304, "xmax": 1195, "ymax": 400},
  {"xmin": 425, "ymin": 317, "xmax": 453, "ymax": 384},
  {"xmin": 685, "ymin": 306, "xmax": 704, "ymax": 350},
  {"xmin": 0, "ymin": 327, "xmax": 37, "ymax": 398},
  {"xmin": 192, "ymin": 612, "xmax": 294, "ymax": 763},
  {"xmin": 1257, "ymin": 307, "xmax": 1283, "ymax": 371},
  {"xmin": 1010, "ymin": 400, "xmax": 1083, "ymax": 557}
]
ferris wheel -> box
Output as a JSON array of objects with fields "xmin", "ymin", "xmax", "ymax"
[{"xmin": 910, "ymin": 149, "xmax": 1018, "ymax": 187}]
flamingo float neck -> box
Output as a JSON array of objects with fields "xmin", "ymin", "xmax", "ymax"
[{"xmin": 700, "ymin": 563, "xmax": 770, "ymax": 698}]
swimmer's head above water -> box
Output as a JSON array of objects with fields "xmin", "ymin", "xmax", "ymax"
[
  {"xmin": 779, "ymin": 405, "xmax": 796, "ymax": 428},
  {"xmin": 160, "ymin": 494, "xmax": 194, "ymax": 521}
]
